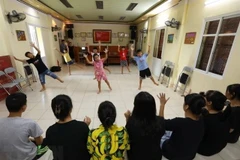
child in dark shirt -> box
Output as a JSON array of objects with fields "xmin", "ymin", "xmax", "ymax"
[
  {"xmin": 158, "ymin": 93, "xmax": 206, "ymax": 160},
  {"xmin": 43, "ymin": 95, "xmax": 91, "ymax": 160},
  {"xmin": 198, "ymin": 90, "xmax": 230, "ymax": 156},
  {"xmin": 225, "ymin": 84, "xmax": 240, "ymax": 143}
]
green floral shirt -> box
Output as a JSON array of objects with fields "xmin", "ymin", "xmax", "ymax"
[{"xmin": 87, "ymin": 124, "xmax": 130, "ymax": 160}]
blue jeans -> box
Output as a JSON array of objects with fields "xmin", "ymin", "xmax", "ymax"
[
  {"xmin": 160, "ymin": 131, "xmax": 172, "ymax": 148},
  {"xmin": 39, "ymin": 70, "xmax": 58, "ymax": 84}
]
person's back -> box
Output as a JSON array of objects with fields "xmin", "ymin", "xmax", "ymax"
[
  {"xmin": 0, "ymin": 93, "xmax": 44, "ymax": 160},
  {"xmin": 44, "ymin": 120, "xmax": 90, "ymax": 160},
  {"xmin": 126, "ymin": 116, "xmax": 165, "ymax": 160},
  {"xmin": 88, "ymin": 101, "xmax": 129, "ymax": 160},
  {"xmin": 198, "ymin": 113, "xmax": 230, "ymax": 156},
  {"xmin": 43, "ymin": 94, "xmax": 91, "ymax": 160},
  {"xmin": 163, "ymin": 117, "xmax": 204, "ymax": 159}
]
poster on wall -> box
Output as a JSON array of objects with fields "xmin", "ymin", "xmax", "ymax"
[
  {"xmin": 16, "ymin": 30, "xmax": 26, "ymax": 41},
  {"xmin": 184, "ymin": 32, "xmax": 196, "ymax": 44},
  {"xmin": 93, "ymin": 30, "xmax": 112, "ymax": 43},
  {"xmin": 167, "ymin": 34, "xmax": 174, "ymax": 43}
]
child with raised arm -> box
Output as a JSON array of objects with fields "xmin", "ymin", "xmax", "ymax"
[
  {"xmin": 55, "ymin": 40, "xmax": 82, "ymax": 75},
  {"xmin": 130, "ymin": 45, "xmax": 158, "ymax": 90},
  {"xmin": 84, "ymin": 48, "xmax": 112, "ymax": 94},
  {"xmin": 118, "ymin": 44, "xmax": 130, "ymax": 74},
  {"xmin": 14, "ymin": 42, "xmax": 63, "ymax": 92}
]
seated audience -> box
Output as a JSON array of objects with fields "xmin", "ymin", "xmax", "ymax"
[
  {"xmin": 0, "ymin": 93, "xmax": 47, "ymax": 160},
  {"xmin": 125, "ymin": 91, "xmax": 165, "ymax": 160},
  {"xmin": 43, "ymin": 94, "xmax": 91, "ymax": 160},
  {"xmin": 87, "ymin": 101, "xmax": 129, "ymax": 160},
  {"xmin": 198, "ymin": 90, "xmax": 230, "ymax": 156},
  {"xmin": 225, "ymin": 84, "xmax": 240, "ymax": 143},
  {"xmin": 159, "ymin": 93, "xmax": 206, "ymax": 160}
]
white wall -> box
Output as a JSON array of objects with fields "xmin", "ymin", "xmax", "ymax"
[
  {"xmin": 0, "ymin": 0, "xmax": 65, "ymax": 76},
  {"xmin": 71, "ymin": 23, "xmax": 130, "ymax": 47}
]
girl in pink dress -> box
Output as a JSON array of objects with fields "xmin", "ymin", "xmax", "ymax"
[{"xmin": 84, "ymin": 48, "xmax": 112, "ymax": 94}]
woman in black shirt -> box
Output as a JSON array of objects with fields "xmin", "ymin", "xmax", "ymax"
[
  {"xmin": 125, "ymin": 92, "xmax": 165, "ymax": 160},
  {"xmin": 198, "ymin": 90, "xmax": 230, "ymax": 156},
  {"xmin": 225, "ymin": 84, "xmax": 240, "ymax": 143},
  {"xmin": 159, "ymin": 93, "xmax": 206, "ymax": 160},
  {"xmin": 43, "ymin": 95, "xmax": 91, "ymax": 160}
]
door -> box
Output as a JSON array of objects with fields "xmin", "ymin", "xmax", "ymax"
[{"xmin": 152, "ymin": 28, "xmax": 165, "ymax": 76}]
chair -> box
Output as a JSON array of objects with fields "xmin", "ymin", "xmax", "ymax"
[
  {"xmin": 158, "ymin": 61, "xmax": 175, "ymax": 87},
  {"xmin": 23, "ymin": 64, "xmax": 37, "ymax": 84},
  {"xmin": 4, "ymin": 67, "xmax": 33, "ymax": 91},
  {"xmin": 174, "ymin": 66, "xmax": 193, "ymax": 96},
  {"xmin": 79, "ymin": 52, "xmax": 85, "ymax": 63},
  {"xmin": 0, "ymin": 71, "xmax": 23, "ymax": 95}
]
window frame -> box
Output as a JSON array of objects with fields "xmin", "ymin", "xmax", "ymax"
[{"xmin": 194, "ymin": 13, "xmax": 240, "ymax": 79}]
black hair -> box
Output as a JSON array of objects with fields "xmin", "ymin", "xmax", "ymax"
[
  {"xmin": 93, "ymin": 53, "xmax": 99, "ymax": 61},
  {"xmin": 226, "ymin": 84, "xmax": 240, "ymax": 100},
  {"xmin": 25, "ymin": 52, "xmax": 30, "ymax": 57},
  {"xmin": 93, "ymin": 47, "xmax": 98, "ymax": 50},
  {"xmin": 51, "ymin": 94, "xmax": 73, "ymax": 121},
  {"xmin": 121, "ymin": 46, "xmax": 126, "ymax": 48},
  {"xmin": 98, "ymin": 101, "xmax": 116, "ymax": 130},
  {"xmin": 205, "ymin": 90, "xmax": 227, "ymax": 111},
  {"xmin": 131, "ymin": 92, "xmax": 164, "ymax": 136},
  {"xmin": 61, "ymin": 40, "xmax": 65, "ymax": 43},
  {"xmin": 184, "ymin": 93, "xmax": 206, "ymax": 115},
  {"xmin": 136, "ymin": 49, "xmax": 142, "ymax": 53},
  {"xmin": 5, "ymin": 92, "xmax": 27, "ymax": 112}
]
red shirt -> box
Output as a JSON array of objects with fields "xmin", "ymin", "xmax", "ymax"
[{"xmin": 119, "ymin": 49, "xmax": 128, "ymax": 60}]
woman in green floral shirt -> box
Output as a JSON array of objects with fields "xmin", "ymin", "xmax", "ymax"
[{"xmin": 87, "ymin": 101, "xmax": 130, "ymax": 160}]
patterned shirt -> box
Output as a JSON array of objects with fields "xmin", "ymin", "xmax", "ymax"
[{"xmin": 87, "ymin": 125, "xmax": 130, "ymax": 160}]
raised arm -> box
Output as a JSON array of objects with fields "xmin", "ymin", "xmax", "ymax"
[
  {"xmin": 130, "ymin": 44, "xmax": 135, "ymax": 59},
  {"xmin": 118, "ymin": 44, "xmax": 120, "ymax": 52},
  {"xmin": 86, "ymin": 43, "xmax": 90, "ymax": 53},
  {"xmin": 157, "ymin": 93, "xmax": 170, "ymax": 118},
  {"xmin": 84, "ymin": 54, "xmax": 93, "ymax": 65},
  {"xmin": 98, "ymin": 41, "xmax": 101, "ymax": 52},
  {"xmin": 13, "ymin": 56, "xmax": 27, "ymax": 63},
  {"xmin": 102, "ymin": 48, "xmax": 108, "ymax": 62},
  {"xmin": 30, "ymin": 42, "xmax": 41, "ymax": 55},
  {"xmin": 146, "ymin": 45, "xmax": 150, "ymax": 55},
  {"xmin": 65, "ymin": 42, "xmax": 69, "ymax": 53}
]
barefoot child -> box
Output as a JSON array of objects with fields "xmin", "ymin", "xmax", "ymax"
[
  {"xmin": 56, "ymin": 40, "xmax": 82, "ymax": 75},
  {"xmin": 130, "ymin": 45, "xmax": 158, "ymax": 90},
  {"xmin": 14, "ymin": 42, "xmax": 64, "ymax": 92},
  {"xmin": 84, "ymin": 48, "xmax": 112, "ymax": 94},
  {"xmin": 118, "ymin": 44, "xmax": 130, "ymax": 74}
]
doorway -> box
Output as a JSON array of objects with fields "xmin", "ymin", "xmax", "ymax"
[{"xmin": 152, "ymin": 28, "xmax": 166, "ymax": 76}]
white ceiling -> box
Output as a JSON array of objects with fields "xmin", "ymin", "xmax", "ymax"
[{"xmin": 38, "ymin": 0, "xmax": 162, "ymax": 22}]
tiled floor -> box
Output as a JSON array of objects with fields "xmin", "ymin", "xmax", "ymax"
[{"xmin": 0, "ymin": 64, "xmax": 240, "ymax": 160}]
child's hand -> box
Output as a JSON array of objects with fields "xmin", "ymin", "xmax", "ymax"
[
  {"xmin": 84, "ymin": 116, "xmax": 91, "ymax": 126},
  {"xmin": 86, "ymin": 43, "xmax": 89, "ymax": 46},
  {"xmin": 98, "ymin": 40, "xmax": 101, "ymax": 44},
  {"xmin": 157, "ymin": 93, "xmax": 170, "ymax": 106},
  {"xmin": 124, "ymin": 110, "xmax": 131, "ymax": 120},
  {"xmin": 13, "ymin": 56, "xmax": 17, "ymax": 60},
  {"xmin": 130, "ymin": 44, "xmax": 134, "ymax": 51},
  {"xmin": 30, "ymin": 42, "xmax": 35, "ymax": 47},
  {"xmin": 104, "ymin": 48, "xmax": 108, "ymax": 53},
  {"xmin": 118, "ymin": 44, "xmax": 120, "ymax": 48},
  {"xmin": 83, "ymin": 54, "xmax": 88, "ymax": 58}
]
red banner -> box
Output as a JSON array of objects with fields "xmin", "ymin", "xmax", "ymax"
[{"xmin": 93, "ymin": 30, "xmax": 112, "ymax": 43}]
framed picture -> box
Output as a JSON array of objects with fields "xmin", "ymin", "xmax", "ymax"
[
  {"xmin": 93, "ymin": 29, "xmax": 112, "ymax": 43},
  {"xmin": 80, "ymin": 32, "xmax": 87, "ymax": 37},
  {"xmin": 118, "ymin": 32, "xmax": 124, "ymax": 38},
  {"xmin": 124, "ymin": 33, "xmax": 129, "ymax": 38},
  {"xmin": 54, "ymin": 35, "xmax": 57, "ymax": 41},
  {"xmin": 184, "ymin": 32, "xmax": 197, "ymax": 44},
  {"xmin": 16, "ymin": 30, "xmax": 26, "ymax": 41},
  {"xmin": 87, "ymin": 32, "xmax": 92, "ymax": 38},
  {"xmin": 167, "ymin": 34, "xmax": 174, "ymax": 43}
]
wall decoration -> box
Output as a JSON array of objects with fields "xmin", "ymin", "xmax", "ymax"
[
  {"xmin": 87, "ymin": 32, "xmax": 92, "ymax": 38},
  {"xmin": 93, "ymin": 29, "xmax": 112, "ymax": 43},
  {"xmin": 80, "ymin": 32, "xmax": 87, "ymax": 37},
  {"xmin": 112, "ymin": 33, "xmax": 117, "ymax": 38},
  {"xmin": 167, "ymin": 34, "xmax": 174, "ymax": 43},
  {"xmin": 54, "ymin": 35, "xmax": 57, "ymax": 41},
  {"xmin": 75, "ymin": 33, "xmax": 80, "ymax": 38},
  {"xmin": 118, "ymin": 38, "xmax": 123, "ymax": 42},
  {"xmin": 16, "ymin": 30, "xmax": 26, "ymax": 41},
  {"xmin": 184, "ymin": 32, "xmax": 196, "ymax": 44},
  {"xmin": 118, "ymin": 32, "xmax": 124, "ymax": 38},
  {"xmin": 124, "ymin": 33, "xmax": 129, "ymax": 38}
]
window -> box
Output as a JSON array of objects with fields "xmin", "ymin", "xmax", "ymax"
[
  {"xmin": 196, "ymin": 15, "xmax": 240, "ymax": 76},
  {"xmin": 153, "ymin": 29, "xmax": 165, "ymax": 59}
]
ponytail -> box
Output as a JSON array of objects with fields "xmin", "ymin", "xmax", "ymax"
[{"xmin": 98, "ymin": 101, "xmax": 116, "ymax": 130}]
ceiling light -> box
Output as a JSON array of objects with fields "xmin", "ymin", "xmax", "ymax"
[
  {"xmin": 205, "ymin": 0, "xmax": 222, "ymax": 5},
  {"xmin": 60, "ymin": 0, "xmax": 73, "ymax": 8},
  {"xmin": 119, "ymin": 16, "xmax": 126, "ymax": 20},
  {"xmin": 76, "ymin": 15, "xmax": 83, "ymax": 19},
  {"xmin": 126, "ymin": 3, "xmax": 138, "ymax": 11},
  {"xmin": 96, "ymin": 1, "xmax": 103, "ymax": 9}
]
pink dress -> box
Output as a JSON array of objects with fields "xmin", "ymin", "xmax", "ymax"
[{"xmin": 93, "ymin": 59, "xmax": 107, "ymax": 81}]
